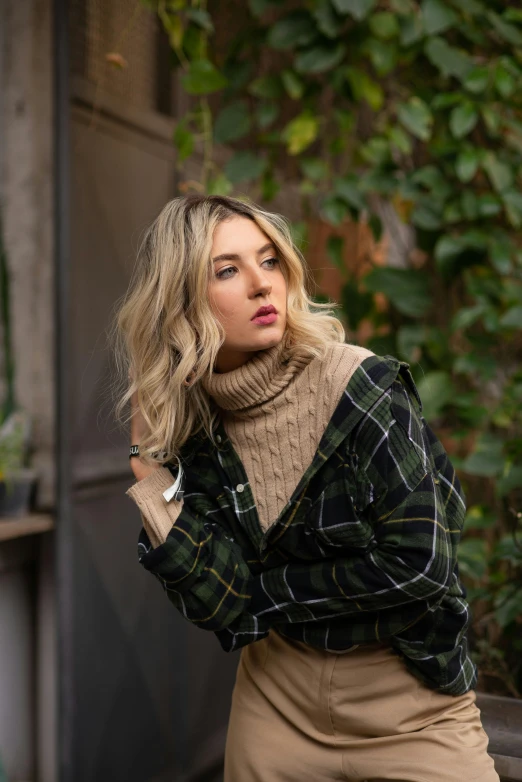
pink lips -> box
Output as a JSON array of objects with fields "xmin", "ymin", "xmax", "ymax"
[
  {"xmin": 252, "ymin": 313, "xmax": 277, "ymax": 325},
  {"xmin": 251, "ymin": 305, "xmax": 277, "ymax": 325}
]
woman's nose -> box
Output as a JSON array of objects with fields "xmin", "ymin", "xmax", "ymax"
[{"xmin": 250, "ymin": 267, "xmax": 272, "ymax": 296}]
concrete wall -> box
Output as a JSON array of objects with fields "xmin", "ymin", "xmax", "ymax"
[{"xmin": 0, "ymin": 1, "xmax": 57, "ymax": 781}]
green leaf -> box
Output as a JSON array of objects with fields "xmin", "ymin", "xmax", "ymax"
[
  {"xmin": 341, "ymin": 279, "xmax": 375, "ymax": 329},
  {"xmin": 320, "ymin": 196, "xmax": 349, "ymax": 225},
  {"xmin": 182, "ymin": 60, "xmax": 227, "ymax": 95},
  {"xmin": 494, "ymin": 588, "xmax": 522, "ymax": 629},
  {"xmin": 369, "ymin": 214, "xmax": 383, "ymax": 241},
  {"xmin": 313, "ymin": 0, "xmax": 345, "ymax": 37},
  {"xmin": 282, "ymin": 112, "xmax": 318, "ymax": 155},
  {"xmin": 499, "ymin": 305, "xmax": 522, "ymax": 328},
  {"xmin": 501, "ymin": 190, "xmax": 522, "ymax": 228},
  {"xmin": 462, "ymin": 433, "xmax": 505, "ymax": 477},
  {"xmin": 173, "ymin": 122, "xmax": 194, "ymax": 162},
  {"xmin": 451, "ymin": 304, "xmax": 486, "ymax": 331},
  {"xmin": 399, "ymin": 14, "xmax": 424, "ymax": 45},
  {"xmin": 458, "ymin": 538, "xmax": 488, "ymax": 581},
  {"xmin": 453, "ymin": 352, "xmax": 497, "ymax": 380},
  {"xmin": 431, "ymin": 92, "xmax": 462, "ymax": 109},
  {"xmin": 410, "ymin": 165, "xmax": 451, "ymax": 199},
  {"xmin": 267, "ymin": 11, "xmax": 317, "ymax": 49},
  {"xmin": 421, "ymin": 0, "xmax": 458, "ymax": 35},
  {"xmin": 478, "ymin": 194, "xmax": 502, "ymax": 218},
  {"xmin": 464, "ymin": 505, "xmax": 497, "ymax": 531},
  {"xmin": 497, "ymin": 464, "xmax": 522, "ymax": 497},
  {"xmin": 295, "ymin": 42, "xmax": 346, "ymax": 73},
  {"xmin": 435, "ymin": 230, "xmax": 488, "ymax": 274},
  {"xmin": 334, "ymin": 176, "xmax": 366, "ymax": 210},
  {"xmin": 185, "ymin": 8, "xmax": 214, "ymax": 32},
  {"xmin": 281, "ymin": 69, "xmax": 304, "ymax": 100},
  {"xmin": 248, "ymin": 0, "xmax": 282, "ymax": 16},
  {"xmin": 482, "ymin": 153, "xmax": 513, "ymax": 193},
  {"xmin": 481, "ymin": 106, "xmax": 501, "ymax": 136},
  {"xmin": 449, "ymin": 103, "xmax": 478, "ymax": 139},
  {"xmin": 461, "ymin": 190, "xmax": 478, "ymax": 220},
  {"xmin": 299, "ymin": 157, "xmax": 328, "ymax": 180},
  {"xmin": 224, "ymin": 151, "xmax": 267, "ymax": 183},
  {"xmin": 261, "ymin": 170, "xmax": 280, "ymax": 202},
  {"xmin": 388, "ymin": 125, "xmax": 412, "ymax": 155},
  {"xmin": 390, "ymin": 0, "xmax": 415, "ymax": 11},
  {"xmin": 360, "ymin": 137, "xmax": 390, "ymax": 166},
  {"xmin": 415, "ymin": 371, "xmax": 455, "ymax": 420},
  {"xmin": 411, "ymin": 204, "xmax": 442, "ymax": 231},
  {"xmin": 434, "ymin": 235, "xmax": 465, "ymax": 272},
  {"xmin": 396, "ymin": 324, "xmax": 425, "ymax": 362},
  {"xmin": 327, "ymin": 236, "xmax": 345, "ymax": 272},
  {"xmin": 495, "ymin": 65, "xmax": 516, "ymax": 98},
  {"xmin": 255, "ymin": 101, "xmax": 279, "ymax": 129},
  {"xmin": 424, "ymin": 37, "xmax": 473, "ymax": 80},
  {"xmin": 363, "ymin": 38, "xmax": 399, "ymax": 75},
  {"xmin": 332, "ymin": 0, "xmax": 376, "ymax": 19},
  {"xmin": 345, "ymin": 68, "xmax": 384, "ymax": 110},
  {"xmin": 397, "ymin": 97, "xmax": 433, "ymax": 141},
  {"xmin": 289, "ymin": 220, "xmax": 308, "ymax": 250},
  {"xmin": 369, "ymin": 12, "xmax": 400, "ymax": 39},
  {"xmin": 487, "ymin": 11, "xmax": 522, "ymax": 46},
  {"xmin": 455, "ymin": 148, "xmax": 480, "ymax": 182},
  {"xmin": 248, "ymin": 75, "xmax": 283, "ymax": 99},
  {"xmin": 463, "ymin": 66, "xmax": 490, "ymax": 94},
  {"xmin": 363, "ymin": 267, "xmax": 432, "ymax": 318},
  {"xmin": 489, "ymin": 235, "xmax": 512, "ymax": 273},
  {"xmin": 206, "ymin": 173, "xmax": 233, "ymax": 196},
  {"xmin": 214, "ymin": 100, "xmax": 251, "ymax": 143}
]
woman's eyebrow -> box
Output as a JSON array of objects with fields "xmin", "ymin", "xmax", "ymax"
[{"xmin": 212, "ymin": 242, "xmax": 276, "ymax": 263}]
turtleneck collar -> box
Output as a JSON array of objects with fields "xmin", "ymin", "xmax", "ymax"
[{"xmin": 202, "ymin": 339, "xmax": 313, "ymax": 413}]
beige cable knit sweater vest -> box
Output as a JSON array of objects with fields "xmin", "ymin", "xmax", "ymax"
[{"xmin": 127, "ymin": 340, "xmax": 373, "ymax": 547}]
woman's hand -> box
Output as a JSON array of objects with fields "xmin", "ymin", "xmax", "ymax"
[{"xmin": 130, "ymin": 389, "xmax": 161, "ymax": 482}]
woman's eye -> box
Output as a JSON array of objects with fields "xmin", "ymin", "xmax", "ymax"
[
  {"xmin": 262, "ymin": 257, "xmax": 280, "ymax": 269},
  {"xmin": 216, "ymin": 266, "xmax": 236, "ymax": 280}
]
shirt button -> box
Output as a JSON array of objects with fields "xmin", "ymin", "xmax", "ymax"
[
  {"xmin": 236, "ymin": 484, "xmax": 244, "ymax": 493},
  {"xmin": 216, "ymin": 435, "xmax": 222, "ymax": 443}
]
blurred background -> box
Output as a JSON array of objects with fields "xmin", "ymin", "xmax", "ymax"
[{"xmin": 0, "ymin": 0, "xmax": 521, "ymax": 780}]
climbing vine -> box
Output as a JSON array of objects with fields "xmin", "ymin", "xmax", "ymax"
[{"xmin": 141, "ymin": 0, "xmax": 522, "ymax": 696}]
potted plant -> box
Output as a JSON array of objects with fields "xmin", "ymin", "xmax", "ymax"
[{"xmin": 0, "ymin": 213, "xmax": 38, "ymax": 517}]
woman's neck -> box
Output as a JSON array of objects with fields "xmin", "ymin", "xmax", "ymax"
[{"xmin": 202, "ymin": 340, "xmax": 313, "ymax": 413}]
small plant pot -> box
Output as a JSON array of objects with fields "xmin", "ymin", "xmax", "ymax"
[{"xmin": 0, "ymin": 467, "xmax": 38, "ymax": 518}]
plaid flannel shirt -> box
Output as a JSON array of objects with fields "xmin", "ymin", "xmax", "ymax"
[{"xmin": 138, "ymin": 354, "xmax": 477, "ymax": 695}]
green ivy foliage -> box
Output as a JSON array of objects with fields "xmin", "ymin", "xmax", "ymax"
[{"xmin": 144, "ymin": 0, "xmax": 522, "ymax": 696}]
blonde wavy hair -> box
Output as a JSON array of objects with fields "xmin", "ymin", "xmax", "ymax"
[{"xmin": 109, "ymin": 195, "xmax": 345, "ymax": 465}]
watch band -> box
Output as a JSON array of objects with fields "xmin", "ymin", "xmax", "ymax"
[{"xmin": 129, "ymin": 445, "xmax": 169, "ymax": 460}]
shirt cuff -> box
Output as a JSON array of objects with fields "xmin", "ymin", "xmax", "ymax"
[{"xmin": 126, "ymin": 466, "xmax": 184, "ymax": 547}]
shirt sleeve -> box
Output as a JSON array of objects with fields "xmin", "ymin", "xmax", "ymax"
[
  {"xmin": 247, "ymin": 379, "xmax": 462, "ymax": 624},
  {"xmin": 128, "ymin": 467, "xmax": 257, "ymax": 632}
]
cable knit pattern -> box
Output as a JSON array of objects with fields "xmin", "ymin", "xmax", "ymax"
[
  {"xmin": 127, "ymin": 340, "xmax": 374, "ymax": 544},
  {"xmin": 203, "ymin": 340, "xmax": 374, "ymax": 531}
]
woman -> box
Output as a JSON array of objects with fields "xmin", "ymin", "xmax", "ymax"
[{"xmin": 113, "ymin": 195, "xmax": 498, "ymax": 781}]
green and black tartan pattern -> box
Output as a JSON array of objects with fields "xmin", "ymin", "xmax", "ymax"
[{"xmin": 137, "ymin": 354, "xmax": 477, "ymax": 695}]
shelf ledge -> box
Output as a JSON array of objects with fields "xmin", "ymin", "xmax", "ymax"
[{"xmin": 0, "ymin": 513, "xmax": 55, "ymax": 542}]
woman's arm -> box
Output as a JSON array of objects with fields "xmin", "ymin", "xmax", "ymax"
[{"xmin": 128, "ymin": 388, "xmax": 260, "ymax": 632}]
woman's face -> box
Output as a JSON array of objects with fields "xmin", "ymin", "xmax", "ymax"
[{"xmin": 208, "ymin": 216, "xmax": 288, "ymax": 372}]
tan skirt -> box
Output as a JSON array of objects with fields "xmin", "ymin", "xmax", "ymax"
[{"xmin": 224, "ymin": 630, "xmax": 499, "ymax": 782}]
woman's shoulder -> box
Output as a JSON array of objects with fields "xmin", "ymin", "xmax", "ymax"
[
  {"xmin": 319, "ymin": 340, "xmax": 375, "ymax": 383},
  {"xmin": 325, "ymin": 340, "xmax": 375, "ymax": 364},
  {"xmin": 306, "ymin": 341, "xmax": 376, "ymax": 426}
]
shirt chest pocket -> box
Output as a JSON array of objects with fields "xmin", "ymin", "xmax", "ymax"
[{"xmin": 304, "ymin": 456, "xmax": 375, "ymax": 551}]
